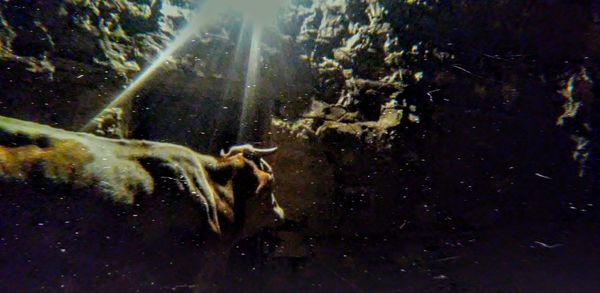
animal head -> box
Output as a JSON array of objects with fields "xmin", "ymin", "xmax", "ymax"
[{"xmin": 209, "ymin": 144, "xmax": 284, "ymax": 235}]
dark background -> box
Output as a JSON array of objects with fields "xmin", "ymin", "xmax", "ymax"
[{"xmin": 1, "ymin": 0, "xmax": 599, "ymax": 291}]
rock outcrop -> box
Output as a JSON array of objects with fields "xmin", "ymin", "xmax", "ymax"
[
  {"xmin": 270, "ymin": 0, "xmax": 599, "ymax": 235},
  {"xmin": 0, "ymin": 0, "xmax": 599, "ymax": 291},
  {"xmin": 0, "ymin": 0, "xmax": 192, "ymax": 127}
]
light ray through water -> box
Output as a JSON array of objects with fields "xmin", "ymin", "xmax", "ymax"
[
  {"xmin": 208, "ymin": 20, "xmax": 249, "ymax": 151},
  {"xmin": 237, "ymin": 26, "xmax": 263, "ymax": 143},
  {"xmin": 81, "ymin": 1, "xmax": 230, "ymax": 131},
  {"xmin": 82, "ymin": 0, "xmax": 291, "ymax": 145}
]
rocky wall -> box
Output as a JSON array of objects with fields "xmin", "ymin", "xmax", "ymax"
[
  {"xmin": 0, "ymin": 0, "xmax": 197, "ymax": 127},
  {"xmin": 270, "ymin": 0, "xmax": 599, "ymax": 236},
  {"xmin": 0, "ymin": 0, "xmax": 599, "ymax": 290}
]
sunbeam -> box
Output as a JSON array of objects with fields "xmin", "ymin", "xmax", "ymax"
[
  {"xmin": 82, "ymin": 0, "xmax": 290, "ymax": 140},
  {"xmin": 208, "ymin": 20, "xmax": 249, "ymax": 151},
  {"xmin": 81, "ymin": 1, "xmax": 231, "ymax": 131},
  {"xmin": 237, "ymin": 26, "xmax": 263, "ymax": 143}
]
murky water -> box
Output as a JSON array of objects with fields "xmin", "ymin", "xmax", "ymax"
[{"xmin": 0, "ymin": 0, "xmax": 599, "ymax": 291}]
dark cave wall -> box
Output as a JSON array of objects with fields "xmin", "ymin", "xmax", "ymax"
[
  {"xmin": 0, "ymin": 0, "xmax": 597, "ymax": 242},
  {"xmin": 270, "ymin": 0, "xmax": 599, "ymax": 235},
  {"xmin": 0, "ymin": 0, "xmax": 184, "ymax": 128},
  {"xmin": 0, "ymin": 0, "xmax": 599, "ymax": 290}
]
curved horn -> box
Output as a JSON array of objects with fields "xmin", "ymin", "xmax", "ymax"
[
  {"xmin": 221, "ymin": 144, "xmax": 278, "ymax": 158},
  {"xmin": 259, "ymin": 158, "xmax": 273, "ymax": 173},
  {"xmin": 250, "ymin": 146, "xmax": 278, "ymax": 156}
]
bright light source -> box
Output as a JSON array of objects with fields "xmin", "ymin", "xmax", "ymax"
[
  {"xmin": 206, "ymin": 0, "xmax": 290, "ymax": 26},
  {"xmin": 82, "ymin": 0, "xmax": 290, "ymax": 132}
]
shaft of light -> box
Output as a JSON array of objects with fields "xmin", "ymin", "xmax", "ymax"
[
  {"xmin": 81, "ymin": 2, "xmax": 227, "ymax": 131},
  {"xmin": 217, "ymin": 0, "xmax": 290, "ymax": 25},
  {"xmin": 237, "ymin": 26, "xmax": 263, "ymax": 143},
  {"xmin": 208, "ymin": 19, "xmax": 249, "ymax": 151}
]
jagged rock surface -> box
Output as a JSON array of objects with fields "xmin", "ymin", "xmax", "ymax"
[
  {"xmin": 269, "ymin": 0, "xmax": 599, "ymax": 235},
  {"xmin": 0, "ymin": 0, "xmax": 193, "ymax": 127},
  {"xmin": 0, "ymin": 0, "xmax": 599, "ymax": 291}
]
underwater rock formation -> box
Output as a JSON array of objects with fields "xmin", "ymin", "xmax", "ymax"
[
  {"xmin": 0, "ymin": 0, "xmax": 599, "ymax": 290},
  {"xmin": 275, "ymin": 0, "xmax": 434, "ymax": 147},
  {"xmin": 0, "ymin": 0, "xmax": 194, "ymax": 127},
  {"xmin": 269, "ymin": 0, "xmax": 599, "ymax": 234},
  {"xmin": 556, "ymin": 67, "xmax": 597, "ymax": 177}
]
